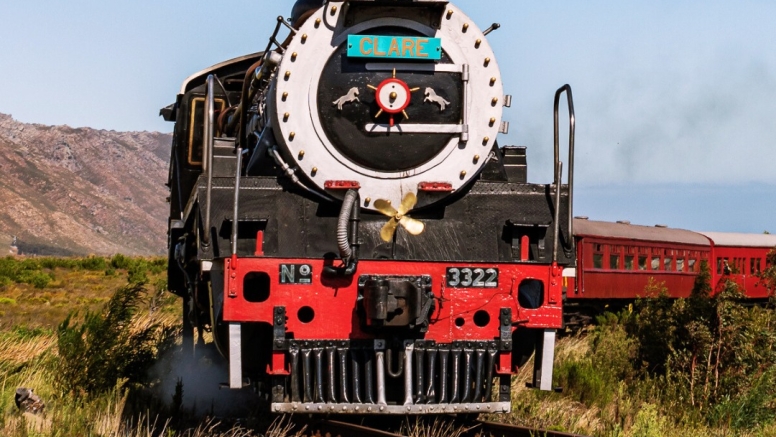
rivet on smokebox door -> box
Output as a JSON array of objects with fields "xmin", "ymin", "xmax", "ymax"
[
  {"xmin": 301, "ymin": 34, "xmax": 308, "ymax": 43},
  {"xmin": 446, "ymin": 10, "xmax": 454, "ymax": 19},
  {"xmin": 291, "ymin": 52, "xmax": 298, "ymax": 61},
  {"xmin": 283, "ymin": 112, "xmax": 290, "ymax": 122},
  {"xmin": 489, "ymin": 117, "xmax": 496, "ymax": 126},
  {"xmin": 484, "ymin": 57, "xmax": 491, "ymax": 67},
  {"xmin": 289, "ymin": 132, "xmax": 296, "ymax": 140},
  {"xmin": 490, "ymin": 77, "xmax": 497, "ymax": 86},
  {"xmin": 298, "ymin": 150, "xmax": 305, "ymax": 159},
  {"xmin": 315, "ymin": 18, "xmax": 321, "ymax": 27},
  {"xmin": 473, "ymin": 155, "xmax": 480, "ymax": 163},
  {"xmin": 311, "ymin": 167, "xmax": 318, "ymax": 176},
  {"xmin": 492, "ymin": 97, "xmax": 499, "ymax": 106},
  {"xmin": 462, "ymin": 23, "xmax": 469, "ymax": 32},
  {"xmin": 365, "ymin": 197, "xmax": 372, "ymax": 206},
  {"xmin": 475, "ymin": 39, "xmax": 482, "ymax": 48},
  {"xmin": 284, "ymin": 71, "xmax": 291, "ymax": 80},
  {"xmin": 460, "ymin": 170, "xmax": 467, "ymax": 179},
  {"xmin": 282, "ymin": 92, "xmax": 289, "ymax": 101},
  {"xmin": 331, "ymin": 6, "xmax": 338, "ymax": 14}
]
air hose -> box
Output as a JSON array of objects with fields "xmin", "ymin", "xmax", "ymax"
[{"xmin": 327, "ymin": 189, "xmax": 360, "ymax": 276}]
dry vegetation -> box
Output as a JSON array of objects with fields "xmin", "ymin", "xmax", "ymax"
[{"xmin": 1, "ymin": 254, "xmax": 775, "ymax": 436}]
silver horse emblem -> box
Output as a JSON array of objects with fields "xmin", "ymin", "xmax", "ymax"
[
  {"xmin": 333, "ymin": 87, "xmax": 360, "ymax": 110},
  {"xmin": 424, "ymin": 88, "xmax": 450, "ymax": 111}
]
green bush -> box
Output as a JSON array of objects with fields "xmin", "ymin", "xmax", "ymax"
[
  {"xmin": 55, "ymin": 283, "xmax": 166, "ymax": 397},
  {"xmin": 78, "ymin": 256, "xmax": 108, "ymax": 271},
  {"xmin": 28, "ymin": 271, "xmax": 52, "ymax": 289},
  {"xmin": 556, "ymin": 323, "xmax": 636, "ymax": 408},
  {"xmin": 110, "ymin": 253, "xmax": 132, "ymax": 270}
]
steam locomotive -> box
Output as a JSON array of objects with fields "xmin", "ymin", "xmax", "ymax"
[{"xmin": 162, "ymin": 0, "xmax": 576, "ymax": 414}]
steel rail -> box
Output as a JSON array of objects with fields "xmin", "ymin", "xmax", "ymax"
[
  {"xmin": 318, "ymin": 419, "xmax": 408, "ymax": 437},
  {"xmin": 475, "ymin": 420, "xmax": 591, "ymax": 437}
]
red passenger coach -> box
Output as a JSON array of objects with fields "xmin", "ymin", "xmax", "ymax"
[
  {"xmin": 570, "ymin": 219, "xmax": 710, "ymax": 301},
  {"xmin": 566, "ymin": 219, "xmax": 776, "ymax": 322},
  {"xmin": 699, "ymin": 232, "xmax": 776, "ymax": 300}
]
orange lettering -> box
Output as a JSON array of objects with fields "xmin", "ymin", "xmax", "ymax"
[
  {"xmin": 416, "ymin": 38, "xmax": 429, "ymax": 58},
  {"xmin": 388, "ymin": 38, "xmax": 401, "ymax": 56},
  {"xmin": 402, "ymin": 39, "xmax": 415, "ymax": 57},
  {"xmin": 374, "ymin": 37, "xmax": 387, "ymax": 56},
  {"xmin": 360, "ymin": 37, "xmax": 373, "ymax": 55}
]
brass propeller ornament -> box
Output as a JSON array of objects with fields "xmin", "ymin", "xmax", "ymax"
[{"xmin": 374, "ymin": 192, "xmax": 426, "ymax": 242}]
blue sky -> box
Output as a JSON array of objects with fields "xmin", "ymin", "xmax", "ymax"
[{"xmin": 0, "ymin": 1, "xmax": 774, "ymax": 233}]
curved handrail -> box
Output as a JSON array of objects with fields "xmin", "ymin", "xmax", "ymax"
[{"xmin": 553, "ymin": 85, "xmax": 576, "ymax": 256}]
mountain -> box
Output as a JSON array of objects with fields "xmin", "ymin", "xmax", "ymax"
[{"xmin": 0, "ymin": 113, "xmax": 171, "ymax": 256}]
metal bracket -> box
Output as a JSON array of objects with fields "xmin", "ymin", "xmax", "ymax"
[
  {"xmin": 500, "ymin": 307, "xmax": 512, "ymax": 350},
  {"xmin": 273, "ymin": 306, "xmax": 287, "ymax": 350}
]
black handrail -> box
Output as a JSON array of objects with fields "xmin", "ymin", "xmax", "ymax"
[
  {"xmin": 202, "ymin": 75, "xmax": 215, "ymax": 248},
  {"xmin": 553, "ymin": 85, "xmax": 576, "ymax": 255}
]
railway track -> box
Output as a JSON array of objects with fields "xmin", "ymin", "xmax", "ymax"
[{"xmin": 303, "ymin": 417, "xmax": 591, "ymax": 437}]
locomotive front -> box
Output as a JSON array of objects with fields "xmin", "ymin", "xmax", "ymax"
[{"xmin": 164, "ymin": 0, "xmax": 576, "ymax": 415}]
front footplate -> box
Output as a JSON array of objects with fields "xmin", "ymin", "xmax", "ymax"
[{"xmin": 271, "ymin": 402, "xmax": 511, "ymax": 414}]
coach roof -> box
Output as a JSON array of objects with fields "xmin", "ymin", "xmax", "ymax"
[
  {"xmin": 574, "ymin": 219, "xmax": 710, "ymax": 246},
  {"xmin": 698, "ymin": 232, "xmax": 776, "ymax": 248}
]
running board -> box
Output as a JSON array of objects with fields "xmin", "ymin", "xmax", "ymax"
[{"xmin": 270, "ymin": 401, "xmax": 511, "ymax": 414}]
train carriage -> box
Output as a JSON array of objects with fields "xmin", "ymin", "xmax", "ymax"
[
  {"xmin": 567, "ymin": 219, "xmax": 776, "ymax": 314},
  {"xmin": 699, "ymin": 232, "xmax": 776, "ymax": 299}
]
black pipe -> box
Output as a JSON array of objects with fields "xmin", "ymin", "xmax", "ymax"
[
  {"xmin": 290, "ymin": 347, "xmax": 301, "ymax": 403},
  {"xmin": 472, "ymin": 349, "xmax": 485, "ymax": 402},
  {"xmin": 338, "ymin": 347, "xmax": 350, "ymax": 403},
  {"xmin": 425, "ymin": 349, "xmax": 437, "ymax": 403},
  {"xmin": 364, "ymin": 349, "xmax": 376, "ymax": 404},
  {"xmin": 484, "ymin": 349, "xmax": 497, "ymax": 401},
  {"xmin": 414, "ymin": 347, "xmax": 425, "ymax": 403},
  {"xmin": 302, "ymin": 348, "xmax": 313, "ymax": 403},
  {"xmin": 461, "ymin": 349, "xmax": 474, "ymax": 402},
  {"xmin": 327, "ymin": 346, "xmax": 337, "ymax": 403},
  {"xmin": 314, "ymin": 348, "xmax": 325, "ymax": 403},
  {"xmin": 450, "ymin": 347, "xmax": 462, "ymax": 403},
  {"xmin": 352, "ymin": 348, "xmax": 362, "ymax": 403},
  {"xmin": 438, "ymin": 348, "xmax": 449, "ymax": 404}
]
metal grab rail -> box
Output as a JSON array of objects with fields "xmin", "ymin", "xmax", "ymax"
[
  {"xmin": 552, "ymin": 85, "xmax": 576, "ymax": 261},
  {"xmin": 202, "ymin": 75, "xmax": 216, "ymax": 248}
]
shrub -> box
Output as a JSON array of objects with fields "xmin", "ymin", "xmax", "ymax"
[
  {"xmin": 55, "ymin": 283, "xmax": 164, "ymax": 397},
  {"xmin": 127, "ymin": 262, "xmax": 149, "ymax": 285},
  {"xmin": 28, "ymin": 272, "xmax": 52, "ymax": 289},
  {"xmin": 78, "ymin": 256, "xmax": 108, "ymax": 271},
  {"xmin": 619, "ymin": 260, "xmax": 776, "ymax": 429},
  {"xmin": 110, "ymin": 253, "xmax": 132, "ymax": 270}
]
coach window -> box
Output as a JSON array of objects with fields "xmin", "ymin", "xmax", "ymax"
[
  {"xmin": 664, "ymin": 257, "xmax": 673, "ymax": 271},
  {"xmin": 688, "ymin": 259, "xmax": 696, "ymax": 272},
  {"xmin": 638, "ymin": 255, "xmax": 647, "ymax": 270},
  {"xmin": 717, "ymin": 258, "xmax": 722, "ymax": 274},
  {"xmin": 753, "ymin": 258, "xmax": 762, "ymax": 274},
  {"xmin": 676, "ymin": 258, "xmax": 684, "ymax": 272},
  {"xmin": 592, "ymin": 244, "xmax": 605, "ymax": 269},
  {"xmin": 593, "ymin": 253, "xmax": 603, "ymax": 269},
  {"xmin": 610, "ymin": 254, "xmax": 621, "ymax": 270},
  {"xmin": 652, "ymin": 255, "xmax": 661, "ymax": 270},
  {"xmin": 624, "ymin": 255, "xmax": 634, "ymax": 270}
]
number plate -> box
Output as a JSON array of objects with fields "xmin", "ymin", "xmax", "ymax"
[
  {"xmin": 279, "ymin": 264, "xmax": 313, "ymax": 285},
  {"xmin": 446, "ymin": 267, "xmax": 499, "ymax": 288},
  {"xmin": 347, "ymin": 35, "xmax": 442, "ymax": 60}
]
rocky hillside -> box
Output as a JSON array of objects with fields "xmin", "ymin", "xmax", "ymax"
[{"xmin": 0, "ymin": 113, "xmax": 171, "ymax": 255}]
